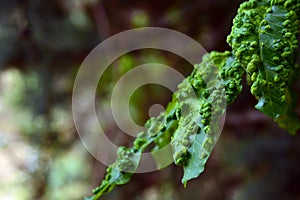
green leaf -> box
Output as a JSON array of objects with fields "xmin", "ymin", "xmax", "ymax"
[
  {"xmin": 227, "ymin": 0, "xmax": 300, "ymax": 134},
  {"xmin": 172, "ymin": 52, "xmax": 243, "ymax": 185},
  {"xmin": 254, "ymin": 5, "xmax": 298, "ymax": 118},
  {"xmin": 276, "ymin": 86, "xmax": 300, "ymax": 134},
  {"xmin": 277, "ymin": 111, "xmax": 300, "ymax": 135},
  {"xmin": 87, "ymin": 1, "xmax": 300, "ymax": 198},
  {"xmin": 90, "ymin": 148, "xmax": 138, "ymax": 199},
  {"xmin": 182, "ymin": 128, "xmax": 210, "ymax": 186},
  {"xmin": 90, "ymin": 100, "xmax": 180, "ymax": 199}
]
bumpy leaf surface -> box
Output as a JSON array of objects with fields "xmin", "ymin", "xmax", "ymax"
[{"xmin": 227, "ymin": 0, "xmax": 300, "ymax": 134}]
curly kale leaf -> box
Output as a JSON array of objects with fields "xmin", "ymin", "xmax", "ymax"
[{"xmin": 227, "ymin": 0, "xmax": 300, "ymax": 134}]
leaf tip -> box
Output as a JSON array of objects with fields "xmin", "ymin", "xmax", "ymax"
[{"xmin": 182, "ymin": 180, "xmax": 188, "ymax": 188}]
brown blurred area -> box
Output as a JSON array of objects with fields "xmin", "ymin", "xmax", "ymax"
[{"xmin": 0, "ymin": 0, "xmax": 300, "ymax": 200}]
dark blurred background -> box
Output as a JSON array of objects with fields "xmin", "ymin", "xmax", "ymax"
[{"xmin": 0, "ymin": 0, "xmax": 300, "ymax": 199}]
